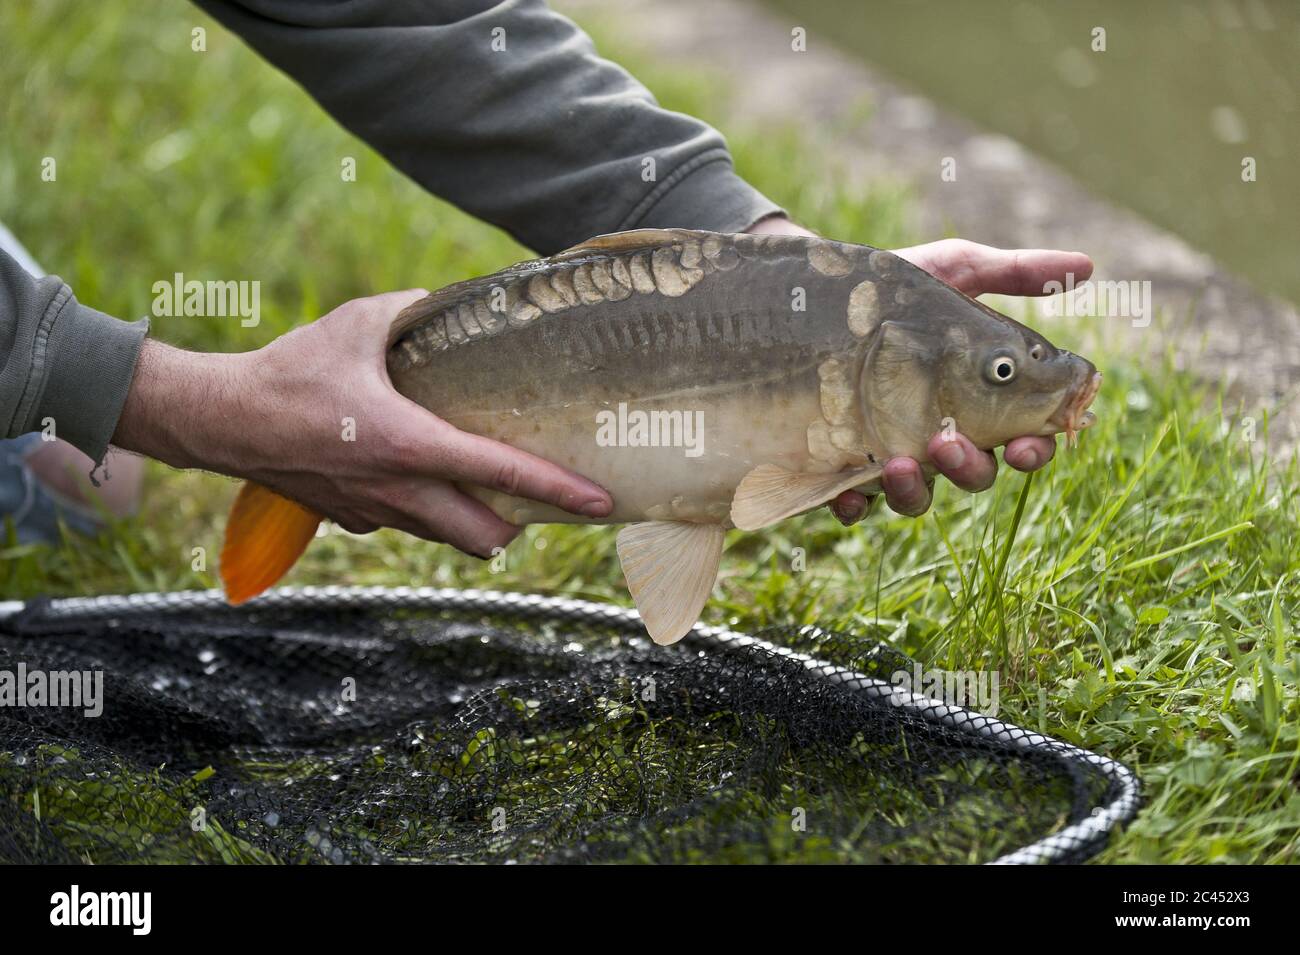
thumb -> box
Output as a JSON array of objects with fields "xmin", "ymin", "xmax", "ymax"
[{"xmin": 365, "ymin": 287, "xmax": 431, "ymax": 314}]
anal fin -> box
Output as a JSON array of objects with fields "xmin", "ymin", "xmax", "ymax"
[
  {"xmin": 616, "ymin": 521, "xmax": 725, "ymax": 646},
  {"xmin": 731, "ymin": 464, "xmax": 881, "ymax": 531}
]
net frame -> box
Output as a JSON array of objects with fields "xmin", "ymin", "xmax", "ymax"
[{"xmin": 0, "ymin": 585, "xmax": 1140, "ymax": 864}]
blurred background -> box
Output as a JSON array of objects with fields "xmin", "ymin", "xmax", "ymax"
[{"xmin": 768, "ymin": 0, "xmax": 1298, "ymax": 305}]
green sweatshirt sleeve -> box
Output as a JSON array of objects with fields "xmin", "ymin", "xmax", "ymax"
[
  {"xmin": 0, "ymin": 250, "xmax": 149, "ymax": 463},
  {"xmin": 194, "ymin": 0, "xmax": 783, "ymax": 253}
]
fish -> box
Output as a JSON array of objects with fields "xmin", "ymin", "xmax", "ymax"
[{"xmin": 220, "ymin": 229, "xmax": 1101, "ymax": 644}]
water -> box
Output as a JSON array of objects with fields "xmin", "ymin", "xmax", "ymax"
[{"xmin": 765, "ymin": 0, "xmax": 1299, "ymax": 305}]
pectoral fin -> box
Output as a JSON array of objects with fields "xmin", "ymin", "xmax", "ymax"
[
  {"xmin": 616, "ymin": 521, "xmax": 725, "ymax": 646},
  {"xmin": 731, "ymin": 464, "xmax": 882, "ymax": 531}
]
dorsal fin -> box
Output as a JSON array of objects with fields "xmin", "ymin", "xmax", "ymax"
[
  {"xmin": 387, "ymin": 230, "xmax": 724, "ymax": 353},
  {"xmin": 554, "ymin": 228, "xmax": 715, "ymax": 259},
  {"xmin": 387, "ymin": 269, "xmax": 529, "ymax": 349}
]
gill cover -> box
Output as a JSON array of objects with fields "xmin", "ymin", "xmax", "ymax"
[{"xmin": 860, "ymin": 320, "xmax": 941, "ymax": 461}]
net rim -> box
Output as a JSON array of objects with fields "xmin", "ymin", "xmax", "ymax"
[{"xmin": 0, "ymin": 585, "xmax": 1140, "ymax": 864}]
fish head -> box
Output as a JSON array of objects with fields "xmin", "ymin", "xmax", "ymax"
[
  {"xmin": 932, "ymin": 302, "xmax": 1101, "ymax": 449},
  {"xmin": 859, "ymin": 275, "xmax": 1100, "ymax": 458}
]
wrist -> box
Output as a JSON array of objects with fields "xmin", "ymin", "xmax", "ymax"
[
  {"xmin": 112, "ymin": 338, "xmax": 252, "ymax": 474},
  {"xmin": 744, "ymin": 214, "xmax": 817, "ymax": 237}
]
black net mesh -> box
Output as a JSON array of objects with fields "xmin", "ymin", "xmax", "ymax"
[{"xmin": 0, "ymin": 590, "xmax": 1133, "ymax": 864}]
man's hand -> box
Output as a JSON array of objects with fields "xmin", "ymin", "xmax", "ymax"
[
  {"xmin": 112, "ymin": 290, "xmax": 613, "ymax": 558},
  {"xmin": 747, "ymin": 217, "xmax": 1093, "ymax": 522}
]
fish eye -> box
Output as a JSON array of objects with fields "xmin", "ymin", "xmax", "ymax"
[
  {"xmin": 988, "ymin": 356, "xmax": 1017, "ymax": 383},
  {"xmin": 1029, "ymin": 343, "xmax": 1045, "ymax": 360}
]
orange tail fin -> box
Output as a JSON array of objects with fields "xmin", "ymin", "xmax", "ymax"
[{"xmin": 220, "ymin": 482, "xmax": 322, "ymax": 605}]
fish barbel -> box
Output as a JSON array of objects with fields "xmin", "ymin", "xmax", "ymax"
[{"xmin": 221, "ymin": 229, "xmax": 1100, "ymax": 644}]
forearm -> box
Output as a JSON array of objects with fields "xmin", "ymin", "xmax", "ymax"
[
  {"xmin": 195, "ymin": 0, "xmax": 781, "ymax": 253},
  {"xmin": 0, "ymin": 249, "xmax": 148, "ymax": 463}
]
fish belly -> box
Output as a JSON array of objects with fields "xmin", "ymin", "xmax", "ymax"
[{"xmin": 447, "ymin": 383, "xmax": 825, "ymax": 525}]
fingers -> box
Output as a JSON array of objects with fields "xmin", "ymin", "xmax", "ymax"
[
  {"xmin": 927, "ymin": 432, "xmax": 998, "ymax": 492},
  {"xmin": 881, "ymin": 457, "xmax": 933, "ymax": 517},
  {"xmin": 973, "ymin": 248, "xmax": 1094, "ymax": 297},
  {"xmin": 895, "ymin": 239, "xmax": 1093, "ymax": 298},
  {"xmin": 420, "ymin": 424, "xmax": 613, "ymax": 518},
  {"xmin": 829, "ymin": 489, "xmax": 871, "ymax": 526},
  {"xmin": 876, "ymin": 433, "xmax": 1056, "ymax": 521},
  {"xmin": 1003, "ymin": 435, "xmax": 1056, "ymax": 472},
  {"xmin": 922, "ymin": 431, "xmax": 1056, "ymax": 492},
  {"xmin": 387, "ymin": 481, "xmax": 521, "ymax": 558}
]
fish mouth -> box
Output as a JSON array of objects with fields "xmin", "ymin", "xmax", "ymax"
[{"xmin": 1047, "ymin": 368, "xmax": 1102, "ymax": 446}]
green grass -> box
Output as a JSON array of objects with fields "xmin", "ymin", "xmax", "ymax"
[{"xmin": 2, "ymin": 2, "xmax": 1298, "ymax": 864}]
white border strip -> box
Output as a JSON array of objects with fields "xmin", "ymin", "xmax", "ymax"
[{"xmin": 0, "ymin": 585, "xmax": 1139, "ymax": 864}]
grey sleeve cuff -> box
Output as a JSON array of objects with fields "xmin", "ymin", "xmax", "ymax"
[
  {"xmin": 618, "ymin": 148, "xmax": 784, "ymax": 235},
  {"xmin": 35, "ymin": 295, "xmax": 149, "ymax": 463},
  {"xmin": 0, "ymin": 260, "xmax": 149, "ymax": 464}
]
